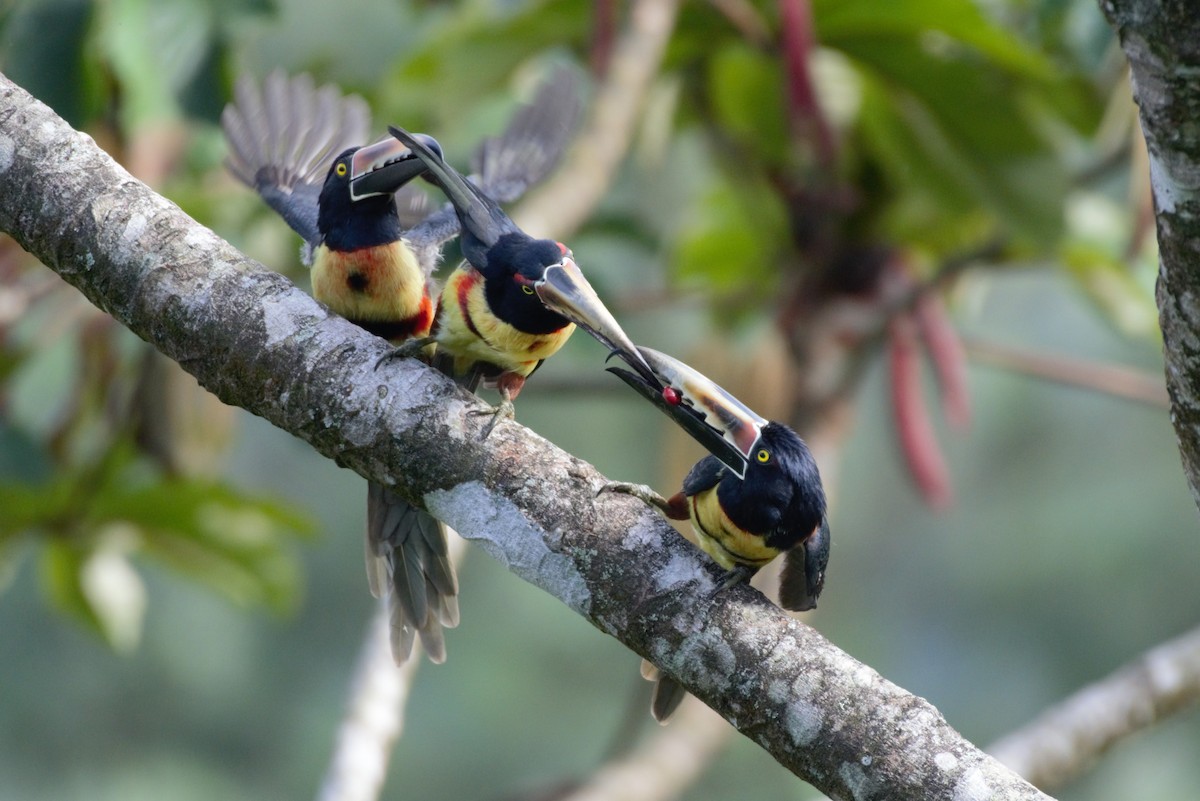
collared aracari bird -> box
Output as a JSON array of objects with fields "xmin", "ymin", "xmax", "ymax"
[
  {"xmin": 221, "ymin": 70, "xmax": 580, "ymax": 663},
  {"xmin": 382, "ymin": 125, "xmax": 652, "ymax": 436},
  {"xmin": 606, "ymin": 347, "xmax": 830, "ymax": 720}
]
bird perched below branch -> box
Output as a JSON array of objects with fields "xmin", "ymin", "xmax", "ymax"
[
  {"xmin": 222, "ymin": 68, "xmax": 581, "ymax": 664},
  {"xmin": 606, "ymin": 346, "xmax": 830, "ymax": 720}
]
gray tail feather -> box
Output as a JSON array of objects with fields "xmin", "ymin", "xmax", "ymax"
[
  {"xmin": 366, "ymin": 482, "xmax": 459, "ymax": 665},
  {"xmin": 778, "ymin": 517, "xmax": 830, "ymax": 612},
  {"xmin": 640, "ymin": 660, "xmax": 688, "ymax": 723}
]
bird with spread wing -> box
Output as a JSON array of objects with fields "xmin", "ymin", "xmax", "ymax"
[{"xmin": 222, "ymin": 68, "xmax": 581, "ymax": 664}]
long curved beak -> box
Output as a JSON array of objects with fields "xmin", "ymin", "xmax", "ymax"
[
  {"xmin": 606, "ymin": 346, "xmax": 767, "ymax": 478},
  {"xmin": 534, "ymin": 258, "xmax": 654, "ymax": 380},
  {"xmin": 349, "ymin": 135, "xmax": 440, "ymax": 201}
]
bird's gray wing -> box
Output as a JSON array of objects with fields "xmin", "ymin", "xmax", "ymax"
[
  {"xmin": 405, "ymin": 65, "xmax": 583, "ymax": 255},
  {"xmin": 222, "ymin": 70, "xmax": 370, "ymax": 250},
  {"xmin": 472, "ymin": 65, "xmax": 582, "ymax": 203}
]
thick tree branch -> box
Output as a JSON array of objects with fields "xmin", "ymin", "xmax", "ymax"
[
  {"xmin": 1101, "ymin": 0, "xmax": 1200, "ymax": 515},
  {"xmin": 0, "ymin": 72, "xmax": 1050, "ymax": 800},
  {"xmin": 988, "ymin": 624, "xmax": 1200, "ymax": 792}
]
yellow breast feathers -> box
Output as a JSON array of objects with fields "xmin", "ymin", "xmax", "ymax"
[
  {"xmin": 438, "ymin": 267, "xmax": 575, "ymax": 376},
  {"xmin": 688, "ymin": 489, "xmax": 781, "ymax": 571},
  {"xmin": 311, "ymin": 241, "xmax": 428, "ymax": 327}
]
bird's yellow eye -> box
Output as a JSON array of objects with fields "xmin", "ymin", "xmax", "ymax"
[
  {"xmin": 335, "ymin": 162, "xmax": 348, "ymax": 177},
  {"xmin": 756, "ymin": 449, "xmax": 771, "ymax": 463},
  {"xmin": 521, "ymin": 285, "xmax": 535, "ymax": 295}
]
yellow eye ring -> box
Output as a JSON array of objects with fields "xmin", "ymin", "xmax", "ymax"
[
  {"xmin": 521, "ymin": 285, "xmax": 535, "ymax": 295},
  {"xmin": 335, "ymin": 162, "xmax": 348, "ymax": 177},
  {"xmin": 756, "ymin": 449, "xmax": 771, "ymax": 463}
]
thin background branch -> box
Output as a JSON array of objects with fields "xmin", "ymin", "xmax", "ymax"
[
  {"xmin": 989, "ymin": 624, "xmax": 1200, "ymax": 791},
  {"xmin": 315, "ymin": 600, "xmax": 421, "ymax": 801},
  {"xmin": 316, "ymin": 537, "xmax": 468, "ymax": 801},
  {"xmin": 965, "ymin": 337, "xmax": 1169, "ymax": 408},
  {"xmin": 561, "ymin": 700, "xmax": 733, "ymax": 801},
  {"xmin": 512, "ymin": 0, "xmax": 682, "ymax": 240}
]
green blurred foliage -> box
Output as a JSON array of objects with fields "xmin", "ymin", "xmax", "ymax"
[
  {"xmin": 0, "ymin": 296, "xmax": 312, "ymax": 648},
  {"xmin": 0, "ymin": 0, "xmax": 1195, "ymax": 800},
  {"xmin": 0, "ymin": 0, "xmax": 312, "ymax": 650}
]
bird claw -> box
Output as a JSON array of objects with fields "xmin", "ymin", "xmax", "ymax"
[
  {"xmin": 470, "ymin": 399, "xmax": 514, "ymax": 440},
  {"xmin": 710, "ymin": 564, "xmax": 757, "ymax": 599},
  {"xmin": 374, "ymin": 336, "xmax": 437, "ymax": 371},
  {"xmin": 600, "ymin": 482, "xmax": 673, "ymax": 514}
]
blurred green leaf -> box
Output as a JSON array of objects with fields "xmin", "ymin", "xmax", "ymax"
[
  {"xmin": 707, "ymin": 43, "xmax": 790, "ymax": 168},
  {"xmin": 95, "ymin": 0, "xmax": 214, "ymax": 127},
  {"xmin": 4, "ymin": 440, "xmax": 312, "ymax": 646},
  {"xmin": 92, "ymin": 474, "xmax": 313, "ymax": 613},
  {"xmin": 672, "ymin": 174, "xmax": 788, "ymax": 301},
  {"xmin": 1061, "ymin": 242, "xmax": 1159, "ymax": 339},
  {"xmin": 40, "ymin": 528, "xmax": 144, "ymax": 652},
  {"xmin": 0, "ymin": 0, "xmax": 95, "ymax": 126},
  {"xmin": 42, "ymin": 539, "xmax": 101, "ymax": 633},
  {"xmin": 810, "ymin": 0, "xmax": 1103, "ymax": 247},
  {"xmin": 0, "ymin": 481, "xmax": 71, "ymax": 539},
  {"xmin": 379, "ymin": 0, "xmax": 589, "ymax": 137},
  {"xmin": 814, "ymin": 0, "xmax": 1055, "ymax": 79},
  {"xmin": 853, "ymin": 53, "xmax": 1068, "ymax": 246}
]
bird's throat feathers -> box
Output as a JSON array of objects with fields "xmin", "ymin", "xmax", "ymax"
[{"xmin": 318, "ymin": 185, "xmax": 402, "ymax": 252}]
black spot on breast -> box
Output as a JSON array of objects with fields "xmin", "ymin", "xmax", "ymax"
[{"xmin": 347, "ymin": 272, "xmax": 369, "ymax": 293}]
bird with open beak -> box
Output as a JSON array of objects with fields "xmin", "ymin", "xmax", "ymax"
[{"xmin": 606, "ymin": 346, "xmax": 831, "ymax": 721}]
